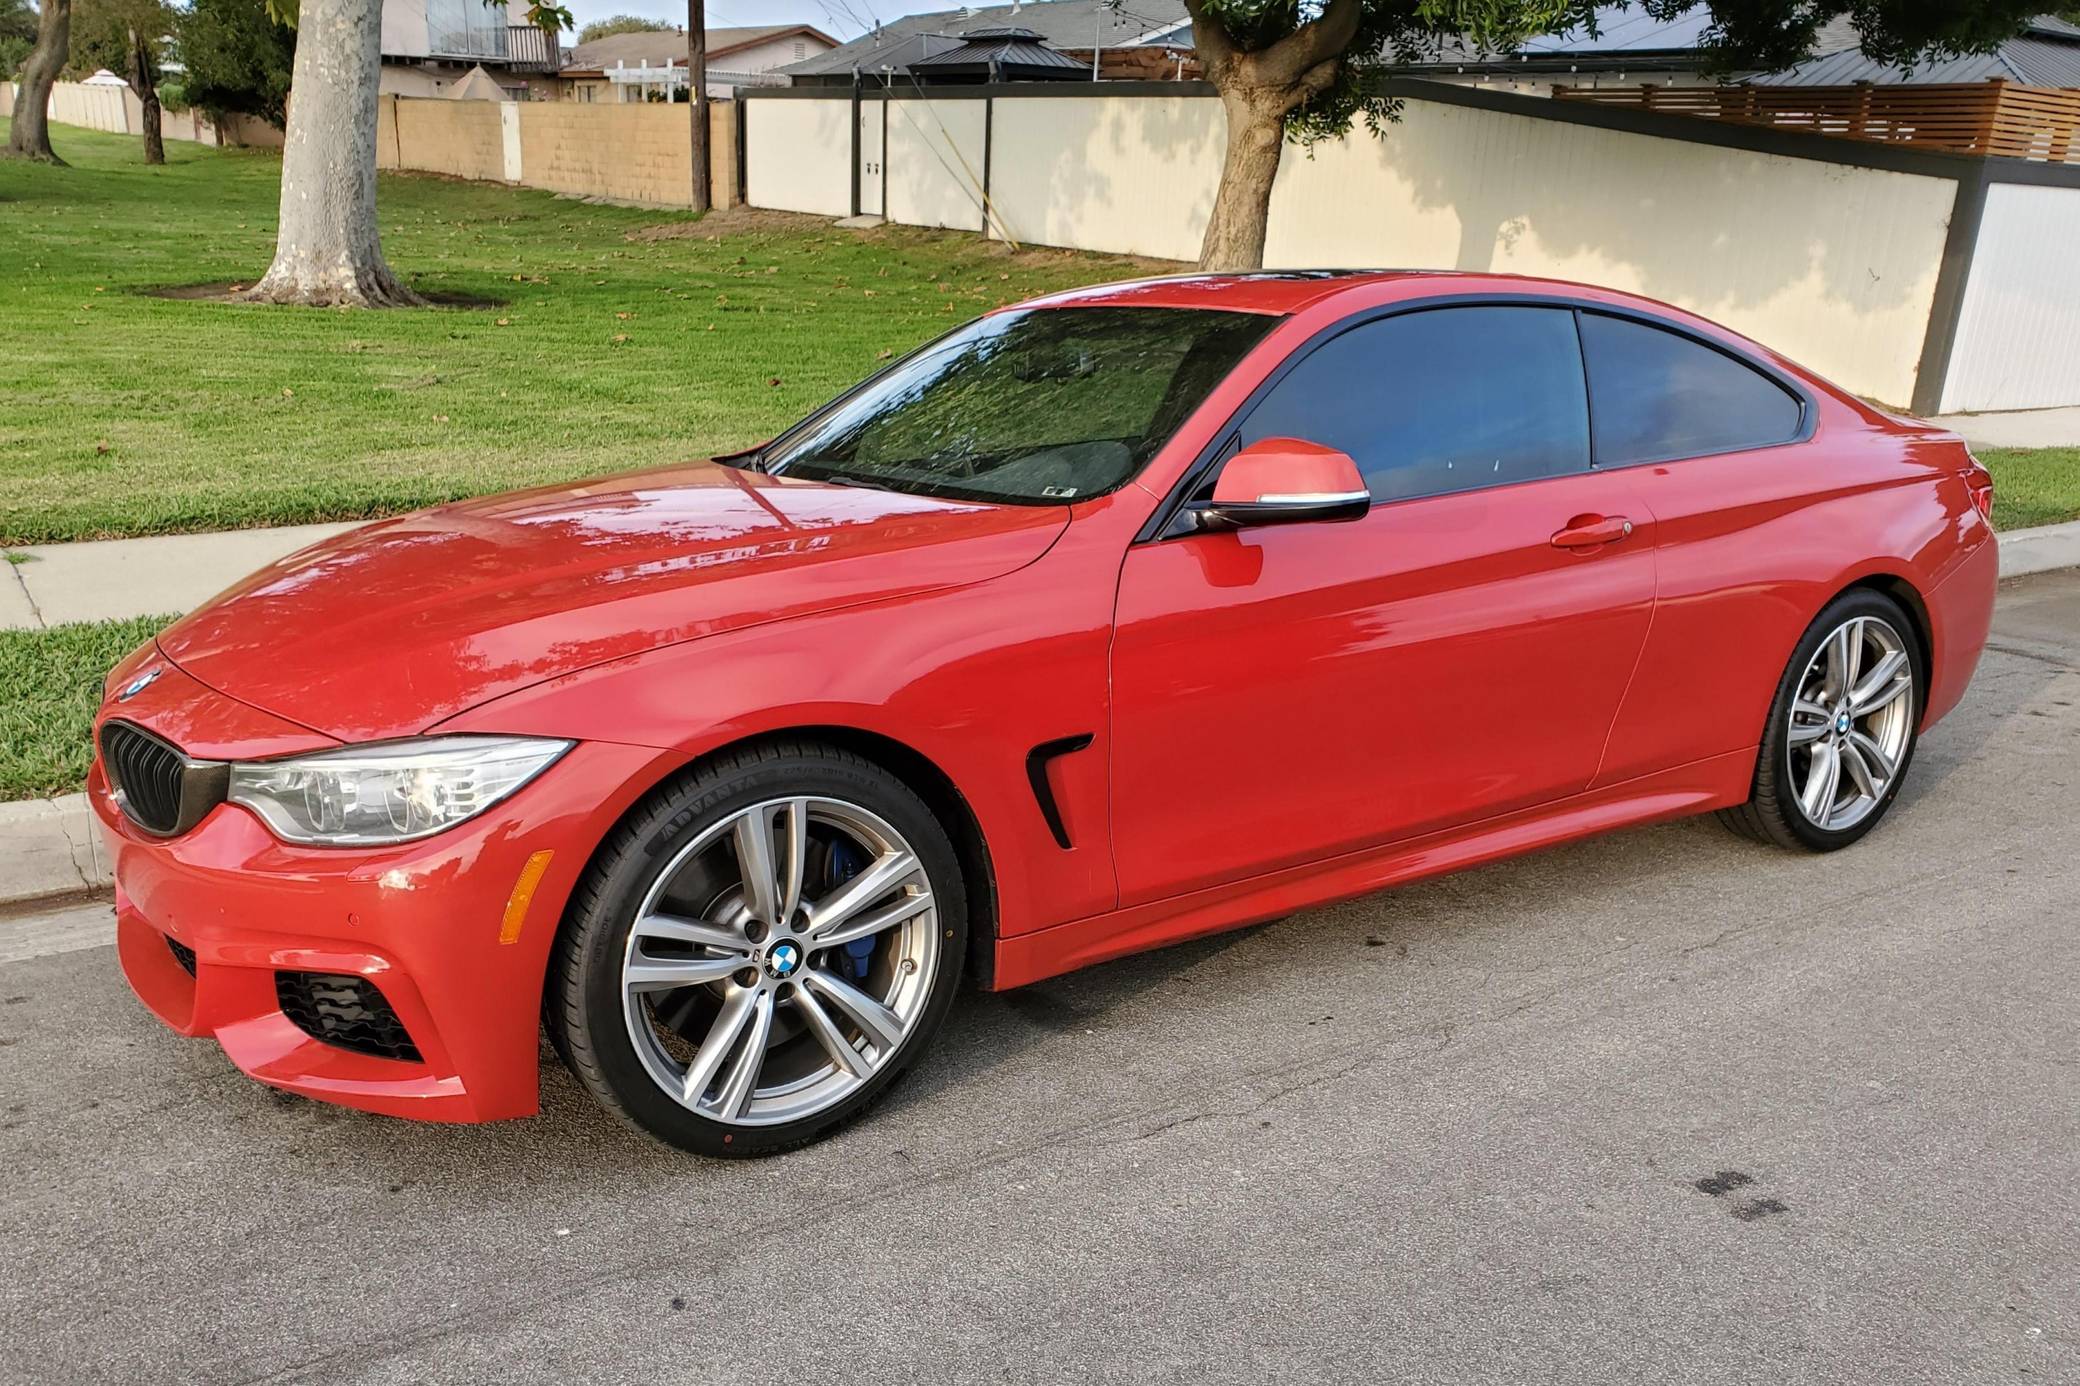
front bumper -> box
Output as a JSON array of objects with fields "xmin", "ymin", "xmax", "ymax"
[{"xmin": 93, "ymin": 735, "xmax": 671, "ymax": 1123}]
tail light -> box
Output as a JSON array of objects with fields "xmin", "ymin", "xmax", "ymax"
[{"xmin": 1964, "ymin": 456, "xmax": 1995, "ymax": 522}]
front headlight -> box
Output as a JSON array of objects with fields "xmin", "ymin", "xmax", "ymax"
[{"xmin": 228, "ymin": 736, "xmax": 572, "ymax": 846}]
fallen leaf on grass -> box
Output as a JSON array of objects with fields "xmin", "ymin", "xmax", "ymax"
[{"xmin": 495, "ymin": 317, "xmax": 511, "ymax": 327}]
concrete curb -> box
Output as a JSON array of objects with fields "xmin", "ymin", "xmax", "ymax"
[
  {"xmin": 1, "ymin": 519, "xmax": 2077, "ymax": 908},
  {"xmin": 0, "ymin": 794, "xmax": 112, "ymax": 906},
  {"xmin": 1997, "ymin": 518, "xmax": 2080, "ymax": 580}
]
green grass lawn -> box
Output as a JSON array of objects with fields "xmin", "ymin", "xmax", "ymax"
[
  {"xmin": 0, "ymin": 614, "xmax": 171, "ymax": 800},
  {"xmin": 1980, "ymin": 448, "xmax": 2080, "ymax": 531},
  {"xmin": 0, "ymin": 119, "xmax": 1161, "ymax": 546}
]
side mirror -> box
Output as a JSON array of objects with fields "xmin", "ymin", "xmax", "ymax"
[{"xmin": 1191, "ymin": 437, "xmax": 1369, "ymax": 530}]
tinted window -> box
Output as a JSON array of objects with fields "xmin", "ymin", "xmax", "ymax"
[
  {"xmin": 1238, "ymin": 306, "xmax": 1589, "ymax": 502},
  {"xmin": 762, "ymin": 307, "xmax": 1271, "ymax": 505},
  {"xmin": 1579, "ymin": 312, "xmax": 1804, "ymax": 464}
]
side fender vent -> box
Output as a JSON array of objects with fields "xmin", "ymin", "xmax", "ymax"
[{"xmin": 1025, "ymin": 734, "xmax": 1094, "ymax": 850}]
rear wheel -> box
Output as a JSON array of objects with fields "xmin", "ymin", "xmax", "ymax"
[
  {"xmin": 1720, "ymin": 590, "xmax": 1923, "ymax": 852},
  {"xmin": 550, "ymin": 742, "xmax": 966, "ymax": 1157}
]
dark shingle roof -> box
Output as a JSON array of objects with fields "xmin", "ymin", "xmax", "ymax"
[
  {"xmin": 779, "ymin": 0, "xmax": 1187, "ymax": 77},
  {"xmin": 1758, "ymin": 16, "xmax": 2080, "ymax": 87}
]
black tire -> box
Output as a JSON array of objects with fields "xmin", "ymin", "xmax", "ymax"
[
  {"xmin": 547, "ymin": 739, "xmax": 967, "ymax": 1157},
  {"xmin": 1718, "ymin": 588, "xmax": 1924, "ymax": 853}
]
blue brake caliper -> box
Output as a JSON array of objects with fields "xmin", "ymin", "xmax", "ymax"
[{"xmin": 825, "ymin": 837, "xmax": 876, "ymax": 981}]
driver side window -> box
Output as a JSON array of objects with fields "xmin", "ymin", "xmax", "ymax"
[{"xmin": 1239, "ymin": 306, "xmax": 1592, "ymax": 503}]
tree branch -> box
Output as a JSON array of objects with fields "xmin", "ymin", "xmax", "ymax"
[
  {"xmin": 1255, "ymin": 0, "xmax": 1362, "ymax": 87},
  {"xmin": 1181, "ymin": 0, "xmax": 1237, "ymax": 75}
]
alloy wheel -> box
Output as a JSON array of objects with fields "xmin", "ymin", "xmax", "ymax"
[
  {"xmin": 1785, "ymin": 614, "xmax": 1915, "ymax": 832},
  {"xmin": 619, "ymin": 796, "xmax": 939, "ymax": 1127}
]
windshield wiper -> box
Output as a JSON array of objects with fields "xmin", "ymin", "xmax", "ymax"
[{"xmin": 809, "ymin": 472, "xmax": 898, "ymax": 493}]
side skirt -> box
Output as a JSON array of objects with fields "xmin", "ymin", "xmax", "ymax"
[{"xmin": 991, "ymin": 747, "xmax": 1756, "ymax": 990}]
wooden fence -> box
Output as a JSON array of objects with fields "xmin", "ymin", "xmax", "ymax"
[{"xmin": 1552, "ymin": 79, "xmax": 2080, "ymax": 164}]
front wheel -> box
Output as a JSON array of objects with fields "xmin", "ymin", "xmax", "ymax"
[
  {"xmin": 1720, "ymin": 590, "xmax": 1923, "ymax": 852},
  {"xmin": 549, "ymin": 742, "xmax": 966, "ymax": 1157}
]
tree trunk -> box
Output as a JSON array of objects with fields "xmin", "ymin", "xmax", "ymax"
[
  {"xmin": 3, "ymin": 0, "xmax": 71, "ymax": 164},
  {"xmin": 1199, "ymin": 89, "xmax": 1288, "ymax": 272},
  {"xmin": 129, "ymin": 27, "xmax": 165, "ymax": 166},
  {"xmin": 687, "ymin": 0, "xmax": 709, "ymax": 212},
  {"xmin": 239, "ymin": 0, "xmax": 422, "ymax": 307}
]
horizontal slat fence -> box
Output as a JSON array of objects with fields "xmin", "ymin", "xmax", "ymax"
[{"xmin": 1553, "ymin": 80, "xmax": 2080, "ymax": 164}]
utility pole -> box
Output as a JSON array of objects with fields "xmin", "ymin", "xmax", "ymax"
[{"xmin": 687, "ymin": 0, "xmax": 710, "ymax": 212}]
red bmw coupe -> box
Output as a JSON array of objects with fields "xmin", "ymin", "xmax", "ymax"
[{"xmin": 93, "ymin": 272, "xmax": 1998, "ymax": 1156}]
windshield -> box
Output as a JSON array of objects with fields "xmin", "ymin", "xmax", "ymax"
[{"xmin": 757, "ymin": 306, "xmax": 1274, "ymax": 505}]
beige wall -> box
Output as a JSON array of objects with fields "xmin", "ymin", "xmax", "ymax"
[
  {"xmin": 884, "ymin": 97, "xmax": 988, "ymax": 234},
  {"xmin": 387, "ymin": 94, "xmax": 506, "ymax": 180},
  {"xmin": 764, "ymin": 91, "xmax": 1957, "ymax": 406},
  {"xmin": 23, "ymin": 80, "xmax": 280, "ymax": 149},
  {"xmin": 374, "ymin": 94, "xmax": 736, "ymax": 208},
  {"xmin": 46, "ymin": 82, "xmax": 134, "ymax": 135}
]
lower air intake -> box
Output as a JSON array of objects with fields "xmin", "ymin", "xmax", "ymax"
[{"xmin": 275, "ymin": 971, "xmax": 423, "ymax": 1063}]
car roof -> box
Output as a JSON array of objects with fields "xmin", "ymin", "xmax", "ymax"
[{"xmin": 1018, "ymin": 270, "xmax": 1422, "ymax": 316}]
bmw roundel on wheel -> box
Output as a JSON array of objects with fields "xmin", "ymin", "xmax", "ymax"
[{"xmin": 92, "ymin": 272, "xmax": 1998, "ymax": 1157}]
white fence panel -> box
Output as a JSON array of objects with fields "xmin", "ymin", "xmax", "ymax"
[
  {"xmin": 745, "ymin": 97, "xmax": 852, "ymax": 218},
  {"xmin": 884, "ymin": 98, "xmax": 988, "ymax": 233},
  {"xmin": 1940, "ymin": 182, "xmax": 2080, "ymax": 413},
  {"xmin": 985, "ymin": 95, "xmax": 1223, "ymax": 261}
]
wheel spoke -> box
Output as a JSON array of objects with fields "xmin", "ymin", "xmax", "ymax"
[
  {"xmin": 733, "ymin": 806, "xmax": 782, "ymax": 927},
  {"xmin": 810, "ymin": 888, "xmax": 932, "ymax": 951},
  {"xmin": 801, "ymin": 968, "xmax": 905, "ymax": 1054},
  {"xmin": 1788, "ymin": 697, "xmax": 1833, "ymax": 746},
  {"xmin": 680, "ymin": 986, "xmax": 758, "ymax": 1105},
  {"xmin": 805, "ymin": 849, "xmax": 921, "ymax": 941},
  {"xmin": 633, "ymin": 912, "xmax": 751, "ymax": 955},
  {"xmin": 776, "ymin": 799, "xmax": 808, "ymax": 925},
  {"xmin": 625, "ymin": 953, "xmax": 745, "ymax": 993},
  {"xmin": 1839, "ymin": 739, "xmax": 1878, "ymax": 800},
  {"xmin": 791, "ymin": 982, "xmax": 869, "ymax": 1079},
  {"xmin": 1849, "ymin": 651, "xmax": 1912, "ymax": 717},
  {"xmin": 1849, "ymin": 729, "xmax": 1898, "ymax": 784},
  {"xmin": 1828, "ymin": 619, "xmax": 1864, "ymax": 700},
  {"xmin": 712, "ymin": 990, "xmax": 775, "ymax": 1120},
  {"xmin": 1800, "ymin": 742, "xmax": 1841, "ymax": 823}
]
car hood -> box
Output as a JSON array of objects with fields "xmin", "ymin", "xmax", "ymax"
[{"xmin": 156, "ymin": 463, "xmax": 1067, "ymax": 743}]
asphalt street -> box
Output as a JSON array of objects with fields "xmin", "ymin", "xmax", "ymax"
[{"xmin": 4, "ymin": 571, "xmax": 2076, "ymax": 1386}]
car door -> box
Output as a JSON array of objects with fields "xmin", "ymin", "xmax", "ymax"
[
  {"xmin": 1109, "ymin": 303, "xmax": 1658, "ymax": 908},
  {"xmin": 1566, "ymin": 310, "xmax": 1827, "ymax": 788}
]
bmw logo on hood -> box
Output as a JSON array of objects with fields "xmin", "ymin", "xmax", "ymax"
[{"xmin": 117, "ymin": 667, "xmax": 164, "ymax": 703}]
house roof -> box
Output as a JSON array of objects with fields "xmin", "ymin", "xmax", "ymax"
[
  {"xmin": 779, "ymin": 0, "xmax": 1187, "ymax": 77},
  {"xmin": 1758, "ymin": 16, "xmax": 2080, "ymax": 87},
  {"xmin": 565, "ymin": 24, "xmax": 835, "ymax": 74},
  {"xmin": 910, "ymin": 26, "xmax": 1085, "ymax": 73}
]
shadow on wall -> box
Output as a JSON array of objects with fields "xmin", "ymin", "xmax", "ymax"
[
  {"xmin": 1259, "ymin": 96, "xmax": 1957, "ymax": 399},
  {"xmin": 996, "ymin": 96, "xmax": 1224, "ymax": 262}
]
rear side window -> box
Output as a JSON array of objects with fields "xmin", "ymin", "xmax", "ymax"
[
  {"xmin": 1579, "ymin": 313, "xmax": 1804, "ymax": 465},
  {"xmin": 1239, "ymin": 306, "xmax": 1590, "ymax": 503}
]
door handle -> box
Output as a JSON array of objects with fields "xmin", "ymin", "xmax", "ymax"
[{"xmin": 1551, "ymin": 514, "xmax": 1635, "ymax": 550}]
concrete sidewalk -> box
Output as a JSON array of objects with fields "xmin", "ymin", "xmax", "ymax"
[
  {"xmin": 3, "ymin": 522, "xmax": 360, "ymax": 630},
  {"xmin": 1930, "ymin": 406, "xmax": 2080, "ymax": 450}
]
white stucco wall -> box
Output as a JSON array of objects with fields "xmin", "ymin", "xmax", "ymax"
[{"xmin": 749, "ymin": 90, "xmax": 1962, "ymax": 406}]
